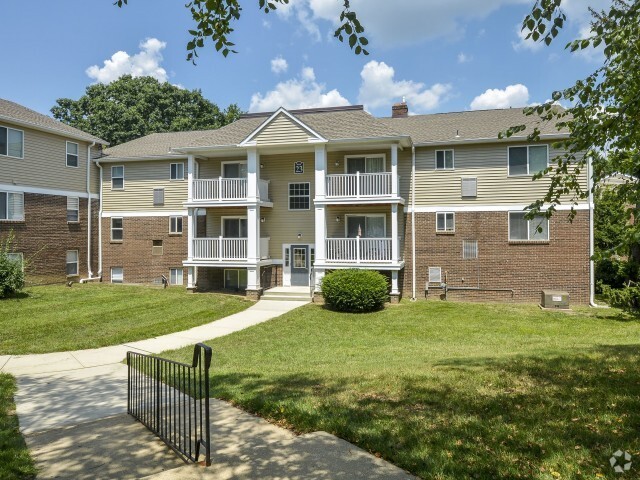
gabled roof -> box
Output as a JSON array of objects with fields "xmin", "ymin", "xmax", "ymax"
[
  {"xmin": 0, "ymin": 98, "xmax": 107, "ymax": 144},
  {"xmin": 239, "ymin": 107, "xmax": 327, "ymax": 145}
]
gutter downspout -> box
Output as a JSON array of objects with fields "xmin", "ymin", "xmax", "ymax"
[
  {"xmin": 97, "ymin": 161, "xmax": 103, "ymax": 277},
  {"xmin": 588, "ymin": 153, "xmax": 601, "ymax": 307},
  {"xmin": 80, "ymin": 142, "xmax": 101, "ymax": 283},
  {"xmin": 411, "ymin": 145, "xmax": 417, "ymax": 301}
]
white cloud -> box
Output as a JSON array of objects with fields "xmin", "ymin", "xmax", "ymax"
[
  {"xmin": 276, "ymin": 0, "xmax": 321, "ymax": 42},
  {"xmin": 457, "ymin": 52, "xmax": 471, "ymax": 63},
  {"xmin": 86, "ymin": 38, "xmax": 168, "ymax": 84},
  {"xmin": 249, "ymin": 67, "xmax": 350, "ymax": 112},
  {"xmin": 512, "ymin": 23, "xmax": 544, "ymax": 52},
  {"xmin": 270, "ymin": 56, "xmax": 289, "ymax": 74},
  {"xmin": 358, "ymin": 60, "xmax": 452, "ymax": 113},
  {"xmin": 470, "ymin": 84, "xmax": 530, "ymax": 110}
]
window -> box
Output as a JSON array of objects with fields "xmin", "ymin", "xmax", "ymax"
[
  {"xmin": 111, "ymin": 267, "xmax": 123, "ymax": 283},
  {"xmin": 111, "ymin": 217, "xmax": 123, "ymax": 241},
  {"xmin": 170, "ymin": 163, "xmax": 184, "ymax": 180},
  {"xmin": 66, "ymin": 142, "xmax": 79, "ymax": 167},
  {"xmin": 0, "ymin": 192, "xmax": 24, "ymax": 221},
  {"xmin": 169, "ymin": 216, "xmax": 183, "ymax": 234},
  {"xmin": 223, "ymin": 217, "xmax": 247, "ymax": 238},
  {"xmin": 508, "ymin": 145, "xmax": 548, "ymax": 176},
  {"xmin": 66, "ymin": 250, "xmax": 79, "ymax": 276},
  {"xmin": 461, "ymin": 177, "xmax": 477, "ymax": 198},
  {"xmin": 285, "ymin": 247, "xmax": 290, "ymax": 267},
  {"xmin": 222, "ymin": 162, "xmax": 247, "ymax": 178},
  {"xmin": 436, "ymin": 150, "xmax": 454, "ymax": 170},
  {"xmin": 289, "ymin": 183, "xmax": 310, "ymax": 210},
  {"xmin": 428, "ymin": 267, "xmax": 442, "ymax": 284},
  {"xmin": 112, "ymin": 166, "xmax": 124, "ymax": 190},
  {"xmin": 170, "ymin": 268, "xmax": 183, "ymax": 285},
  {"xmin": 0, "ymin": 126, "xmax": 24, "ymax": 158},
  {"xmin": 153, "ymin": 188, "xmax": 164, "ymax": 206},
  {"xmin": 293, "ymin": 247, "xmax": 307, "ymax": 269},
  {"xmin": 224, "ymin": 269, "xmax": 248, "ymax": 290},
  {"xmin": 346, "ymin": 155, "xmax": 385, "ymax": 173},
  {"xmin": 67, "ymin": 196, "xmax": 79, "ymax": 222},
  {"xmin": 436, "ymin": 212, "xmax": 455, "ymax": 233},
  {"xmin": 346, "ymin": 215, "xmax": 386, "ymax": 238},
  {"xmin": 152, "ymin": 240, "xmax": 163, "ymax": 255},
  {"xmin": 463, "ymin": 240, "xmax": 478, "ymax": 259},
  {"xmin": 509, "ymin": 212, "xmax": 549, "ymax": 241},
  {"xmin": 7, "ymin": 253, "xmax": 23, "ymax": 271}
]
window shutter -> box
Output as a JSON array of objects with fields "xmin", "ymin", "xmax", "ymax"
[
  {"xmin": 463, "ymin": 240, "xmax": 478, "ymax": 259},
  {"xmin": 428, "ymin": 267, "xmax": 442, "ymax": 284},
  {"xmin": 8, "ymin": 193, "xmax": 24, "ymax": 220},
  {"xmin": 461, "ymin": 177, "xmax": 477, "ymax": 198},
  {"xmin": 153, "ymin": 188, "xmax": 164, "ymax": 206}
]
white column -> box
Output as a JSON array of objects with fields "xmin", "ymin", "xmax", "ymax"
[
  {"xmin": 391, "ymin": 203, "xmax": 399, "ymax": 263},
  {"xmin": 314, "ymin": 144, "xmax": 327, "ymax": 199},
  {"xmin": 187, "ymin": 155, "xmax": 195, "ymax": 202},
  {"xmin": 247, "ymin": 205, "xmax": 260, "ymax": 263},
  {"xmin": 247, "ymin": 147, "xmax": 259, "ymax": 201},
  {"xmin": 187, "ymin": 266, "xmax": 195, "ymax": 290},
  {"xmin": 391, "ymin": 144, "xmax": 398, "ymax": 197},
  {"xmin": 391, "ymin": 271, "xmax": 399, "ymax": 295},
  {"xmin": 247, "ymin": 267, "xmax": 260, "ymax": 290},
  {"xmin": 187, "ymin": 207, "xmax": 194, "ymax": 261},
  {"xmin": 315, "ymin": 206, "xmax": 326, "ymax": 263},
  {"xmin": 314, "ymin": 268, "xmax": 325, "ymax": 293}
]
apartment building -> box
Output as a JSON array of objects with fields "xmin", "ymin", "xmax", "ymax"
[
  {"xmin": 97, "ymin": 103, "xmax": 591, "ymax": 303},
  {"xmin": 0, "ymin": 99, "xmax": 106, "ymax": 284}
]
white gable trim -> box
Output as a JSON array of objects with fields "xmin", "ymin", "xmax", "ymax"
[{"xmin": 239, "ymin": 107, "xmax": 327, "ymax": 146}]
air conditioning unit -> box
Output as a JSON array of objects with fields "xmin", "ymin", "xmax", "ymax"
[{"xmin": 541, "ymin": 290, "xmax": 570, "ymax": 309}]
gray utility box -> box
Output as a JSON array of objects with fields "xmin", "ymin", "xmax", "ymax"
[{"xmin": 541, "ymin": 290, "xmax": 570, "ymax": 309}]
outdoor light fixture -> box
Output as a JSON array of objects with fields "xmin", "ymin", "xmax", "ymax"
[
  {"xmin": 260, "ymin": 217, "xmax": 265, "ymax": 223},
  {"xmin": 336, "ymin": 216, "xmax": 340, "ymax": 222},
  {"xmin": 297, "ymin": 233, "xmax": 302, "ymax": 239}
]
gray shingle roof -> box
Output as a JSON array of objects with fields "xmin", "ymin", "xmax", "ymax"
[
  {"xmin": 0, "ymin": 98, "xmax": 107, "ymax": 144},
  {"xmin": 380, "ymin": 107, "xmax": 568, "ymax": 144},
  {"xmin": 102, "ymin": 106, "xmax": 568, "ymax": 158}
]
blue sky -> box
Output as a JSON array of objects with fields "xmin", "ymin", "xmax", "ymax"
[{"xmin": 0, "ymin": 0, "xmax": 608, "ymax": 118}]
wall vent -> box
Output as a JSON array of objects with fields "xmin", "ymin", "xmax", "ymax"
[{"xmin": 461, "ymin": 177, "xmax": 477, "ymax": 198}]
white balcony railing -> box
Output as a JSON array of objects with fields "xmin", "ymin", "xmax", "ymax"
[
  {"xmin": 192, "ymin": 237, "xmax": 270, "ymax": 261},
  {"xmin": 326, "ymin": 172, "xmax": 395, "ymax": 198},
  {"xmin": 325, "ymin": 237, "xmax": 393, "ymax": 263},
  {"xmin": 192, "ymin": 178, "xmax": 270, "ymax": 202}
]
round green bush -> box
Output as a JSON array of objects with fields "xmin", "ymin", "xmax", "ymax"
[{"xmin": 321, "ymin": 269, "xmax": 388, "ymax": 312}]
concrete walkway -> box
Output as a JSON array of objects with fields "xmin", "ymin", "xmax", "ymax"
[{"xmin": 3, "ymin": 299, "xmax": 414, "ymax": 479}]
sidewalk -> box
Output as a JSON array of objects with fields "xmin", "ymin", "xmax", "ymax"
[{"xmin": 4, "ymin": 298, "xmax": 414, "ymax": 479}]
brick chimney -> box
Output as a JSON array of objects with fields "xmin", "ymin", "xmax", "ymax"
[{"xmin": 392, "ymin": 100, "xmax": 408, "ymax": 118}]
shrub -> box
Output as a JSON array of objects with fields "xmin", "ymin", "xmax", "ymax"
[
  {"xmin": 321, "ymin": 269, "xmax": 388, "ymax": 313},
  {"xmin": 0, "ymin": 233, "xmax": 25, "ymax": 299},
  {"xmin": 600, "ymin": 284, "xmax": 640, "ymax": 311}
]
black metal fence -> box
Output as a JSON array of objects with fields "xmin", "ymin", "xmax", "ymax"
[{"xmin": 127, "ymin": 343, "xmax": 212, "ymax": 466}]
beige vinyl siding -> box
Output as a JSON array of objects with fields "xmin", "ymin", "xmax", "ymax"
[
  {"xmin": 326, "ymin": 150, "xmax": 389, "ymax": 175},
  {"xmin": 0, "ymin": 121, "xmax": 97, "ymax": 194},
  {"xmin": 204, "ymin": 207, "xmax": 247, "ymax": 237},
  {"xmin": 198, "ymin": 156, "xmax": 247, "ymax": 179},
  {"xmin": 326, "ymin": 205, "xmax": 392, "ymax": 238},
  {"xmin": 102, "ymin": 160, "xmax": 187, "ymax": 211},
  {"xmin": 411, "ymin": 142, "xmax": 588, "ymax": 206},
  {"xmin": 260, "ymin": 152, "xmax": 315, "ymax": 259},
  {"xmin": 254, "ymin": 114, "xmax": 314, "ymax": 145}
]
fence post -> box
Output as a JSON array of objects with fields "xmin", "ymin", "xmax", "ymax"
[{"xmin": 155, "ymin": 357, "xmax": 161, "ymax": 434}]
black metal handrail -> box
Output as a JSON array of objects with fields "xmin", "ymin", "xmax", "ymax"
[{"xmin": 127, "ymin": 343, "xmax": 212, "ymax": 466}]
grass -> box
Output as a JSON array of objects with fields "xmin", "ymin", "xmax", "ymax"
[
  {"xmin": 164, "ymin": 301, "xmax": 640, "ymax": 480},
  {"xmin": 0, "ymin": 374, "xmax": 36, "ymax": 479},
  {"xmin": 0, "ymin": 284, "xmax": 251, "ymax": 355}
]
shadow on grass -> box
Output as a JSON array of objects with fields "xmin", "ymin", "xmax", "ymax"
[
  {"xmin": 0, "ymin": 291, "xmax": 30, "ymax": 301},
  {"xmin": 209, "ymin": 344, "xmax": 640, "ymax": 480}
]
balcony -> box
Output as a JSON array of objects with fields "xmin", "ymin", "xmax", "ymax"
[
  {"xmin": 192, "ymin": 237, "xmax": 270, "ymax": 262},
  {"xmin": 325, "ymin": 172, "xmax": 398, "ymax": 199},
  {"xmin": 325, "ymin": 237, "xmax": 394, "ymax": 263},
  {"xmin": 191, "ymin": 178, "xmax": 270, "ymax": 203}
]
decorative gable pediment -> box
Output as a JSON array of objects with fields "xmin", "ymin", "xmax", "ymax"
[{"xmin": 239, "ymin": 108, "xmax": 326, "ymax": 146}]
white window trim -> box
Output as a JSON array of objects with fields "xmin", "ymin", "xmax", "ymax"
[
  {"xmin": 169, "ymin": 215, "xmax": 183, "ymax": 234},
  {"xmin": 435, "ymin": 149, "xmax": 455, "ymax": 170},
  {"xmin": 169, "ymin": 267, "xmax": 183, "ymax": 286},
  {"xmin": 343, "ymin": 154, "xmax": 387, "ymax": 173},
  {"xmin": 224, "ymin": 268, "xmax": 248, "ymax": 290},
  {"xmin": 508, "ymin": 211, "xmax": 550, "ymax": 241},
  {"xmin": 66, "ymin": 141, "xmax": 79, "ymax": 168},
  {"xmin": 111, "ymin": 267, "xmax": 124, "ymax": 284},
  {"xmin": 66, "ymin": 250, "xmax": 79, "ymax": 277},
  {"xmin": 111, "ymin": 165, "xmax": 125, "ymax": 190},
  {"xmin": 111, "ymin": 217, "xmax": 124, "ymax": 242},
  {"xmin": 435, "ymin": 212, "xmax": 455, "ymax": 233},
  {"xmin": 67, "ymin": 196, "xmax": 80, "ymax": 223},
  {"xmin": 0, "ymin": 125, "xmax": 25, "ymax": 159},
  {"xmin": 507, "ymin": 144, "xmax": 549, "ymax": 177},
  {"xmin": 221, "ymin": 160, "xmax": 248, "ymax": 178},
  {"xmin": 221, "ymin": 216, "xmax": 248, "ymax": 238},
  {"xmin": 0, "ymin": 191, "xmax": 25, "ymax": 221},
  {"xmin": 170, "ymin": 162, "xmax": 185, "ymax": 181},
  {"xmin": 288, "ymin": 182, "xmax": 311, "ymax": 211},
  {"xmin": 344, "ymin": 213, "xmax": 387, "ymax": 237}
]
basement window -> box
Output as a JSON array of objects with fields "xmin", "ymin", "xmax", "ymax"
[
  {"xmin": 111, "ymin": 267, "xmax": 123, "ymax": 283},
  {"xmin": 170, "ymin": 268, "xmax": 183, "ymax": 285}
]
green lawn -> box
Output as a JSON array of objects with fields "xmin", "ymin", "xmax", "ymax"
[
  {"xmin": 0, "ymin": 284, "xmax": 251, "ymax": 355},
  {"xmin": 165, "ymin": 301, "xmax": 640, "ymax": 480},
  {"xmin": 0, "ymin": 374, "xmax": 36, "ymax": 480}
]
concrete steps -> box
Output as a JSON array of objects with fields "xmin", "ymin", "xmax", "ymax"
[{"xmin": 261, "ymin": 287, "xmax": 312, "ymax": 302}]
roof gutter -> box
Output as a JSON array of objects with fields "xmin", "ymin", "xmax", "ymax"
[
  {"xmin": 95, "ymin": 154, "xmax": 189, "ymax": 163},
  {"xmin": 0, "ymin": 114, "xmax": 108, "ymax": 145},
  {"xmin": 412, "ymin": 133, "xmax": 570, "ymax": 147}
]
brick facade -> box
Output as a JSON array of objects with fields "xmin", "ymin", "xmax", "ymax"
[
  {"xmin": 401, "ymin": 210, "xmax": 590, "ymax": 304},
  {"xmin": 101, "ymin": 216, "xmax": 187, "ymax": 285},
  {"xmin": 0, "ymin": 193, "xmax": 98, "ymax": 285}
]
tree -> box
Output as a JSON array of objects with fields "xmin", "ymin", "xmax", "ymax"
[
  {"xmin": 51, "ymin": 75, "xmax": 242, "ymax": 145},
  {"xmin": 115, "ymin": 0, "xmax": 368, "ymax": 62}
]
